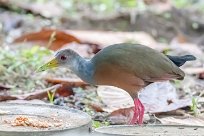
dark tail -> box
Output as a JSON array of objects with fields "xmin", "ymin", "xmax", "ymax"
[{"xmin": 166, "ymin": 55, "xmax": 196, "ymax": 67}]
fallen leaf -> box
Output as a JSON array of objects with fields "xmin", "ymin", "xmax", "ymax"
[
  {"xmin": 23, "ymin": 83, "xmax": 74, "ymax": 99},
  {"xmin": 108, "ymin": 107, "xmax": 133, "ymax": 124},
  {"xmin": 97, "ymin": 86, "xmax": 133, "ymax": 113},
  {"xmin": 45, "ymin": 77, "xmax": 88, "ymax": 87},
  {"xmin": 158, "ymin": 116, "xmax": 204, "ymax": 126},
  {"xmin": 97, "ymin": 81, "xmax": 191, "ymax": 113},
  {"xmin": 13, "ymin": 29, "xmax": 101, "ymax": 56},
  {"xmin": 0, "ymin": 95, "xmax": 18, "ymax": 102},
  {"xmin": 44, "ymin": 77, "xmax": 88, "ymax": 97},
  {"xmin": 56, "ymin": 83, "xmax": 74, "ymax": 97},
  {"xmin": 89, "ymin": 103, "xmax": 104, "ymax": 112},
  {"xmin": 140, "ymin": 82, "xmax": 192, "ymax": 113},
  {"xmin": 13, "ymin": 28, "xmax": 81, "ymax": 50},
  {"xmin": 0, "ymin": 84, "xmax": 62, "ymax": 102},
  {"xmin": 24, "ymin": 84, "xmax": 62, "ymax": 100},
  {"xmin": 109, "ymin": 108, "xmax": 150, "ymax": 125}
]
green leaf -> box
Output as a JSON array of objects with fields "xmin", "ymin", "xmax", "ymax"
[{"xmin": 190, "ymin": 97, "xmax": 199, "ymax": 116}]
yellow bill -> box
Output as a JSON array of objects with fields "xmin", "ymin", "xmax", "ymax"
[{"xmin": 36, "ymin": 58, "xmax": 59, "ymax": 72}]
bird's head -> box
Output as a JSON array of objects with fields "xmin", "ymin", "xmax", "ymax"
[{"xmin": 37, "ymin": 49, "xmax": 78, "ymax": 72}]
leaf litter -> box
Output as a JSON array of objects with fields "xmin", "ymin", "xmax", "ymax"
[
  {"xmin": 1, "ymin": 41, "xmax": 204, "ymax": 127},
  {"xmin": 0, "ymin": 2, "xmax": 204, "ymax": 128}
]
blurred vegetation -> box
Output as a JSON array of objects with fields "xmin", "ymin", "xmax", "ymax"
[
  {"xmin": 2, "ymin": 0, "xmax": 204, "ymax": 19},
  {"xmin": 0, "ymin": 46, "xmax": 51, "ymax": 93},
  {"xmin": 92, "ymin": 120, "xmax": 110, "ymax": 128},
  {"xmin": 47, "ymin": 89, "xmax": 56, "ymax": 104},
  {"xmin": 37, "ymin": 0, "xmax": 204, "ymax": 13},
  {"xmin": 191, "ymin": 97, "xmax": 199, "ymax": 116},
  {"xmin": 172, "ymin": 0, "xmax": 194, "ymax": 8}
]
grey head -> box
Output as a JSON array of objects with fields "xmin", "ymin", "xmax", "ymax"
[
  {"xmin": 55, "ymin": 49, "xmax": 81, "ymax": 68},
  {"xmin": 38, "ymin": 48, "xmax": 94, "ymax": 84}
]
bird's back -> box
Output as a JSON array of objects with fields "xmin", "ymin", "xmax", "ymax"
[{"xmin": 91, "ymin": 43, "xmax": 184, "ymax": 96}]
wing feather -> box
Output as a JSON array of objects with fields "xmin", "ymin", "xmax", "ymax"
[{"xmin": 92, "ymin": 43, "xmax": 184, "ymax": 82}]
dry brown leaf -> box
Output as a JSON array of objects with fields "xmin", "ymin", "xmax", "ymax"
[
  {"xmin": 158, "ymin": 116, "xmax": 204, "ymax": 126},
  {"xmin": 97, "ymin": 82, "xmax": 191, "ymax": 113},
  {"xmin": 108, "ymin": 107, "xmax": 134, "ymax": 124},
  {"xmin": 24, "ymin": 81, "xmax": 80, "ymax": 99},
  {"xmin": 24, "ymin": 84, "xmax": 62, "ymax": 100},
  {"xmin": 97, "ymin": 86, "xmax": 134, "ymax": 113},
  {"xmin": 0, "ymin": 95, "xmax": 18, "ymax": 102},
  {"xmin": 89, "ymin": 103, "xmax": 104, "ymax": 112},
  {"xmin": 14, "ymin": 28, "xmax": 80, "ymax": 50},
  {"xmin": 45, "ymin": 77, "xmax": 88, "ymax": 87},
  {"xmin": 45, "ymin": 77, "xmax": 88, "ymax": 97},
  {"xmin": 55, "ymin": 83, "xmax": 74, "ymax": 97},
  {"xmin": 0, "ymin": 84, "xmax": 62, "ymax": 102}
]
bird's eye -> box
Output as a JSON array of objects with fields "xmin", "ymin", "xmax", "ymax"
[{"xmin": 60, "ymin": 55, "xmax": 67, "ymax": 60}]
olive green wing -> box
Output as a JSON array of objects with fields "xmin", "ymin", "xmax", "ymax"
[{"xmin": 92, "ymin": 43, "xmax": 184, "ymax": 82}]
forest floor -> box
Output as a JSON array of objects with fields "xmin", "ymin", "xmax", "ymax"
[{"xmin": 0, "ymin": 0, "xmax": 204, "ymax": 128}]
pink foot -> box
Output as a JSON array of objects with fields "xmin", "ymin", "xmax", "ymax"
[{"xmin": 129, "ymin": 98, "xmax": 145, "ymax": 125}]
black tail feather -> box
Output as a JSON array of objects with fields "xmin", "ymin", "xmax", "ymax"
[{"xmin": 166, "ymin": 55, "xmax": 196, "ymax": 67}]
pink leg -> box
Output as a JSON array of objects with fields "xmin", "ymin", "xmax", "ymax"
[{"xmin": 129, "ymin": 98, "xmax": 145, "ymax": 125}]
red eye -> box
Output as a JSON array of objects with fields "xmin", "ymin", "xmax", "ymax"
[{"xmin": 60, "ymin": 55, "xmax": 66, "ymax": 60}]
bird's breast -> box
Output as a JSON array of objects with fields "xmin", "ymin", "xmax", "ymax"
[{"xmin": 93, "ymin": 64, "xmax": 145, "ymax": 98}]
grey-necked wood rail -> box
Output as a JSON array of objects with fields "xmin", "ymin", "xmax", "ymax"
[{"xmin": 38, "ymin": 43, "xmax": 196, "ymax": 125}]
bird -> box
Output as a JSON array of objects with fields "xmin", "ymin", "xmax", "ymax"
[{"xmin": 37, "ymin": 43, "xmax": 196, "ymax": 125}]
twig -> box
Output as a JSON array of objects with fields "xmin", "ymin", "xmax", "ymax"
[{"xmin": 46, "ymin": 31, "xmax": 56, "ymax": 49}]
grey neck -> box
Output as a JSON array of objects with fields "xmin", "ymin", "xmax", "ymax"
[{"xmin": 70, "ymin": 56, "xmax": 95, "ymax": 85}]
